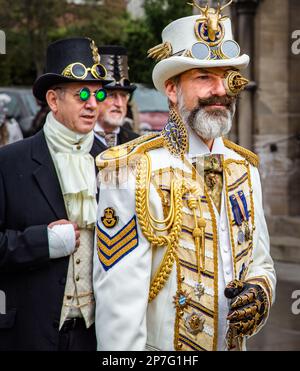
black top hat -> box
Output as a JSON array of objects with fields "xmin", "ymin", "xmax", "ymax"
[
  {"xmin": 97, "ymin": 45, "xmax": 136, "ymax": 93},
  {"xmin": 33, "ymin": 37, "xmax": 113, "ymax": 102}
]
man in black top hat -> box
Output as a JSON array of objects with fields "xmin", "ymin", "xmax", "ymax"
[
  {"xmin": 93, "ymin": 45, "xmax": 139, "ymax": 151},
  {"xmin": 0, "ymin": 37, "xmax": 111, "ymax": 350}
]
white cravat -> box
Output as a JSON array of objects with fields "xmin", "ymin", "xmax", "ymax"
[{"xmin": 44, "ymin": 112, "xmax": 97, "ymax": 229}]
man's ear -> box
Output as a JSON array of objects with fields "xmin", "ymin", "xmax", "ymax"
[
  {"xmin": 164, "ymin": 79, "xmax": 179, "ymax": 106},
  {"xmin": 46, "ymin": 90, "xmax": 59, "ymax": 114}
]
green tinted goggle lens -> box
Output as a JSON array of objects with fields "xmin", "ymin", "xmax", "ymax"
[
  {"xmin": 78, "ymin": 88, "xmax": 107, "ymax": 102},
  {"xmin": 79, "ymin": 88, "xmax": 90, "ymax": 101},
  {"xmin": 95, "ymin": 89, "xmax": 107, "ymax": 102}
]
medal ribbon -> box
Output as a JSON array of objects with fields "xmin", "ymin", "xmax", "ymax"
[
  {"xmin": 237, "ymin": 191, "xmax": 249, "ymax": 221},
  {"xmin": 229, "ymin": 195, "xmax": 243, "ymax": 226}
]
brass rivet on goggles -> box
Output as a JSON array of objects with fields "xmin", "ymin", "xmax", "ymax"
[{"xmin": 62, "ymin": 62, "xmax": 107, "ymax": 80}]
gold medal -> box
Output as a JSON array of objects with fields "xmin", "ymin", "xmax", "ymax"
[
  {"xmin": 185, "ymin": 312, "xmax": 205, "ymax": 335},
  {"xmin": 244, "ymin": 221, "xmax": 251, "ymax": 241}
]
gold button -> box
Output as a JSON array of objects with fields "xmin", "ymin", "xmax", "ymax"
[
  {"xmin": 181, "ymin": 276, "xmax": 185, "ymax": 282},
  {"xmin": 179, "ymin": 310, "xmax": 184, "ymax": 317},
  {"xmin": 178, "ymin": 342, "xmax": 183, "ymax": 349},
  {"xmin": 76, "ymin": 259, "xmax": 81, "ymax": 264},
  {"xmin": 76, "ymin": 275, "xmax": 80, "ymax": 282}
]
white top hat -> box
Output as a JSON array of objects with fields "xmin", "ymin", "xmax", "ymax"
[{"xmin": 150, "ymin": 8, "xmax": 250, "ymax": 94}]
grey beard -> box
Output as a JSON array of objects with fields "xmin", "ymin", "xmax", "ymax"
[
  {"xmin": 103, "ymin": 111, "xmax": 125, "ymax": 127},
  {"xmin": 177, "ymin": 91, "xmax": 235, "ymax": 140}
]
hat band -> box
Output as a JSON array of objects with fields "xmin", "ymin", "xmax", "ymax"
[{"xmin": 62, "ymin": 62, "xmax": 107, "ymax": 80}]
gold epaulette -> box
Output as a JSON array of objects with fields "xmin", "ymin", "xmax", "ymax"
[
  {"xmin": 223, "ymin": 138, "xmax": 259, "ymax": 167},
  {"xmin": 96, "ymin": 133, "xmax": 164, "ymax": 170}
]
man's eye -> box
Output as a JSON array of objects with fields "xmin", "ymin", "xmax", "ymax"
[{"xmin": 198, "ymin": 75, "xmax": 210, "ymax": 80}]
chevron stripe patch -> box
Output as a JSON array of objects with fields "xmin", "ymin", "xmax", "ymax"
[{"xmin": 96, "ymin": 215, "xmax": 139, "ymax": 271}]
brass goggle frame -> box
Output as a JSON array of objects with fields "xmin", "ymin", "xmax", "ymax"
[
  {"xmin": 62, "ymin": 62, "xmax": 107, "ymax": 80},
  {"xmin": 183, "ymin": 40, "xmax": 241, "ymax": 61}
]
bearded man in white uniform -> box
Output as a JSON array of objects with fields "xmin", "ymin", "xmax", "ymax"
[{"xmin": 93, "ymin": 1, "xmax": 276, "ymax": 351}]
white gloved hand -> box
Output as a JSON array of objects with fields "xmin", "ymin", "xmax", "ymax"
[{"xmin": 48, "ymin": 223, "xmax": 76, "ymax": 259}]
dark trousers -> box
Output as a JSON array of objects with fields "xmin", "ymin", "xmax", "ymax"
[{"xmin": 58, "ymin": 319, "xmax": 97, "ymax": 351}]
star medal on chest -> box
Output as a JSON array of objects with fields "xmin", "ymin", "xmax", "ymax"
[
  {"xmin": 101, "ymin": 207, "xmax": 119, "ymax": 228},
  {"xmin": 173, "ymin": 290, "xmax": 189, "ymax": 311},
  {"xmin": 194, "ymin": 282, "xmax": 205, "ymax": 300},
  {"xmin": 185, "ymin": 311, "xmax": 205, "ymax": 336}
]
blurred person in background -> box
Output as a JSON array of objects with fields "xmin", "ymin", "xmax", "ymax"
[
  {"xmin": 29, "ymin": 99, "xmax": 51, "ymax": 136},
  {"xmin": 0, "ymin": 93, "xmax": 23, "ymax": 147},
  {"xmin": 93, "ymin": 45, "xmax": 139, "ymax": 152}
]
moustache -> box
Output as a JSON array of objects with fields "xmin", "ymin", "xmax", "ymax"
[{"xmin": 197, "ymin": 95, "xmax": 236, "ymax": 109}]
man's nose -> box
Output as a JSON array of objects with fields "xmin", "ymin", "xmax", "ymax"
[
  {"xmin": 113, "ymin": 94, "xmax": 123, "ymax": 106},
  {"xmin": 210, "ymin": 77, "xmax": 226, "ymax": 96},
  {"xmin": 85, "ymin": 95, "xmax": 98, "ymax": 109}
]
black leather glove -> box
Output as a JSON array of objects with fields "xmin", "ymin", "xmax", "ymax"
[{"xmin": 224, "ymin": 279, "xmax": 268, "ymax": 337}]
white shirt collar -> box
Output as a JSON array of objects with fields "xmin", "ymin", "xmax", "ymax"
[{"xmin": 187, "ymin": 126, "xmax": 227, "ymax": 158}]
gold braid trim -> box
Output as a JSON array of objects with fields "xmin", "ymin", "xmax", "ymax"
[
  {"xmin": 96, "ymin": 134, "xmax": 164, "ymax": 170},
  {"xmin": 223, "ymin": 138, "xmax": 259, "ymax": 168},
  {"xmin": 136, "ymin": 154, "xmax": 187, "ymax": 302},
  {"xmin": 204, "ymin": 187, "xmax": 219, "ymax": 351},
  {"xmin": 173, "ymin": 252, "xmax": 182, "ymax": 351}
]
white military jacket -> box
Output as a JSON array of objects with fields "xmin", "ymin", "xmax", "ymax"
[{"xmin": 93, "ymin": 125, "xmax": 276, "ymax": 351}]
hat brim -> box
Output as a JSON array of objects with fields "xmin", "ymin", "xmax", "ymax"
[
  {"xmin": 33, "ymin": 73, "xmax": 113, "ymax": 102},
  {"xmin": 105, "ymin": 83, "xmax": 137, "ymax": 93},
  {"xmin": 152, "ymin": 54, "xmax": 250, "ymax": 94}
]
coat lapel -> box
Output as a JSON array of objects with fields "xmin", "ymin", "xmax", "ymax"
[
  {"xmin": 117, "ymin": 126, "xmax": 139, "ymax": 145},
  {"xmin": 31, "ymin": 131, "xmax": 67, "ymax": 220},
  {"xmin": 91, "ymin": 136, "xmax": 107, "ymax": 156}
]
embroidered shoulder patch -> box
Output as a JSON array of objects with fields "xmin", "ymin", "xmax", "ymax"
[{"xmin": 96, "ymin": 216, "xmax": 139, "ymax": 271}]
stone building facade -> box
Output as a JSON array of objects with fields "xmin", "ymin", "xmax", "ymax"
[{"xmin": 229, "ymin": 0, "xmax": 300, "ymax": 263}]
